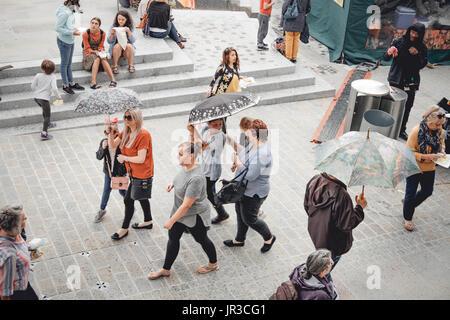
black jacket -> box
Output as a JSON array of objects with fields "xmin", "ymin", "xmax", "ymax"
[
  {"xmin": 383, "ymin": 23, "xmax": 428, "ymax": 90},
  {"xmin": 147, "ymin": 1, "xmax": 170, "ymax": 30},
  {"xmin": 96, "ymin": 138, "xmax": 127, "ymax": 177},
  {"xmin": 304, "ymin": 173, "xmax": 364, "ymax": 257}
]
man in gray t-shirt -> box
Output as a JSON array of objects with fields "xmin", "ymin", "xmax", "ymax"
[{"xmin": 170, "ymin": 166, "xmax": 211, "ymax": 228}]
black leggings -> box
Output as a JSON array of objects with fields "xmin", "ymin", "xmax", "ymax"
[
  {"xmin": 163, "ymin": 215, "xmax": 217, "ymax": 270},
  {"xmin": 121, "ymin": 181, "xmax": 152, "ymax": 229}
]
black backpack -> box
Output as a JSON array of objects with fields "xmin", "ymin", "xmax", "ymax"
[{"xmin": 81, "ymin": 29, "xmax": 104, "ymax": 49}]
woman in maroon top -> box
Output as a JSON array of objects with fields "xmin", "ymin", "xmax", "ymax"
[{"xmin": 108, "ymin": 107, "xmax": 154, "ymax": 240}]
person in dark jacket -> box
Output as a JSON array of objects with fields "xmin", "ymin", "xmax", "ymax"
[
  {"xmin": 289, "ymin": 249, "xmax": 338, "ymax": 300},
  {"xmin": 281, "ymin": 0, "xmax": 311, "ymax": 63},
  {"xmin": 383, "ymin": 23, "xmax": 428, "ymax": 141},
  {"xmin": 304, "ymin": 172, "xmax": 367, "ymax": 281},
  {"xmin": 143, "ymin": 0, "xmax": 186, "ymax": 49},
  {"xmin": 95, "ymin": 118, "xmax": 127, "ymax": 223}
]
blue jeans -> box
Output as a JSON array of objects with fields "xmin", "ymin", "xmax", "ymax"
[
  {"xmin": 100, "ymin": 173, "xmax": 126, "ymax": 210},
  {"xmin": 403, "ymin": 171, "xmax": 435, "ymax": 221},
  {"xmin": 149, "ymin": 22, "xmax": 181, "ymax": 43},
  {"xmin": 57, "ymin": 37, "xmax": 74, "ymax": 86},
  {"xmin": 325, "ymin": 255, "xmax": 341, "ymax": 283}
]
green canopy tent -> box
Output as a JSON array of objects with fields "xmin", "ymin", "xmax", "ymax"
[{"xmin": 307, "ymin": 0, "xmax": 450, "ymax": 65}]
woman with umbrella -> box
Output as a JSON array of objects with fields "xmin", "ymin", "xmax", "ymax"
[
  {"xmin": 403, "ymin": 105, "xmax": 446, "ymax": 231},
  {"xmin": 108, "ymin": 107, "xmax": 154, "ymax": 240},
  {"xmin": 223, "ymin": 119, "xmax": 276, "ymax": 253},
  {"xmin": 187, "ymin": 119, "xmax": 230, "ymax": 224}
]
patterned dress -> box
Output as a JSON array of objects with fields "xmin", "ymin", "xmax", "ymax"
[{"xmin": 208, "ymin": 64, "xmax": 241, "ymax": 96}]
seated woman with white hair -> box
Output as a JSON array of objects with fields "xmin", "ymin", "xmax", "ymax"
[
  {"xmin": 0, "ymin": 205, "xmax": 38, "ymax": 300},
  {"xmin": 403, "ymin": 105, "xmax": 446, "ymax": 231}
]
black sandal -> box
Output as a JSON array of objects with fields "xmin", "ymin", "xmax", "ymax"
[
  {"xmin": 109, "ymin": 81, "xmax": 117, "ymax": 88},
  {"xmin": 90, "ymin": 83, "xmax": 102, "ymax": 89}
]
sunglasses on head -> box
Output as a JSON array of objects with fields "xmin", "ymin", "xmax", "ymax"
[{"xmin": 124, "ymin": 115, "xmax": 133, "ymax": 121}]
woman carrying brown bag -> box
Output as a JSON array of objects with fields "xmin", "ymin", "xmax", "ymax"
[{"xmin": 108, "ymin": 107, "xmax": 155, "ymax": 240}]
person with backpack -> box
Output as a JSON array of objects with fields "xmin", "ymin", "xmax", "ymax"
[
  {"xmin": 304, "ymin": 172, "xmax": 366, "ymax": 282},
  {"xmin": 0, "ymin": 205, "xmax": 39, "ymax": 300},
  {"xmin": 82, "ymin": 17, "xmax": 117, "ymax": 89},
  {"xmin": 270, "ymin": 249, "xmax": 338, "ymax": 300},
  {"xmin": 281, "ymin": 0, "xmax": 311, "ymax": 63}
]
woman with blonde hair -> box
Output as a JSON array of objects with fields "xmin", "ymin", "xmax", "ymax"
[
  {"xmin": 108, "ymin": 107, "xmax": 155, "ymax": 240},
  {"xmin": 403, "ymin": 105, "xmax": 446, "ymax": 231}
]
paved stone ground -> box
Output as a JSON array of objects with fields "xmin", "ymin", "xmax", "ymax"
[
  {"xmin": 0, "ymin": 1, "xmax": 449, "ymax": 300},
  {"xmin": 1, "ymin": 96, "xmax": 449, "ymax": 300}
]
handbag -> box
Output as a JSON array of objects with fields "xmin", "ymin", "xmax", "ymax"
[
  {"xmin": 215, "ymin": 166, "xmax": 249, "ymax": 205},
  {"xmin": 284, "ymin": 0, "xmax": 299, "ymax": 20},
  {"xmin": 106, "ymin": 155, "xmax": 129, "ymax": 190},
  {"xmin": 127, "ymin": 162, "xmax": 152, "ymax": 200}
]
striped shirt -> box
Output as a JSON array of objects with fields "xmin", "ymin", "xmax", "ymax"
[{"xmin": 0, "ymin": 235, "xmax": 30, "ymax": 297}]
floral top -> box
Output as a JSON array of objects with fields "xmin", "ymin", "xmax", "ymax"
[{"xmin": 208, "ymin": 64, "xmax": 241, "ymax": 96}]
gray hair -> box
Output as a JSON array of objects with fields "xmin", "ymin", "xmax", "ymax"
[
  {"xmin": 423, "ymin": 105, "xmax": 445, "ymax": 125},
  {"xmin": 0, "ymin": 204, "xmax": 23, "ymax": 236},
  {"xmin": 301, "ymin": 249, "xmax": 332, "ymax": 279}
]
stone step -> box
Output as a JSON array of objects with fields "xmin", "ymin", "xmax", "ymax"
[
  {"xmin": 0, "ymin": 37, "xmax": 174, "ymax": 80},
  {"xmin": 0, "ymin": 62, "xmax": 297, "ymax": 110},
  {"xmin": 0, "ymin": 73, "xmax": 333, "ymax": 129},
  {"xmin": 0, "ymin": 47, "xmax": 193, "ymax": 97}
]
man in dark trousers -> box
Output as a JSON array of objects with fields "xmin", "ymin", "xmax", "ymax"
[
  {"xmin": 304, "ymin": 172, "xmax": 367, "ymax": 281},
  {"xmin": 384, "ymin": 22, "xmax": 428, "ymax": 140}
]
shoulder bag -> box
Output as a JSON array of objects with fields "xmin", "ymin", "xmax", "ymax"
[
  {"xmin": 127, "ymin": 162, "xmax": 152, "ymax": 200},
  {"xmin": 215, "ymin": 166, "xmax": 249, "ymax": 206},
  {"xmin": 106, "ymin": 155, "xmax": 129, "ymax": 190},
  {"xmin": 284, "ymin": 0, "xmax": 299, "ymax": 20}
]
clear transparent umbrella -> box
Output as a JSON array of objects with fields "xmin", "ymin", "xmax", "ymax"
[{"xmin": 314, "ymin": 130, "xmax": 421, "ymax": 188}]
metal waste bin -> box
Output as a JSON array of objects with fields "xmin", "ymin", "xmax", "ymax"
[
  {"xmin": 344, "ymin": 79, "xmax": 390, "ymax": 133},
  {"xmin": 360, "ymin": 109, "xmax": 395, "ymax": 137},
  {"xmin": 379, "ymin": 87, "xmax": 408, "ymax": 139}
]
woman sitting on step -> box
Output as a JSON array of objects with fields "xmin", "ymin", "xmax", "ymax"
[
  {"xmin": 143, "ymin": 0, "xmax": 187, "ymax": 49},
  {"xmin": 107, "ymin": 10, "xmax": 136, "ymax": 74},
  {"xmin": 82, "ymin": 17, "xmax": 117, "ymax": 89}
]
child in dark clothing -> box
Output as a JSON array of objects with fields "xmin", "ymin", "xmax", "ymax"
[{"xmin": 95, "ymin": 118, "xmax": 127, "ymax": 223}]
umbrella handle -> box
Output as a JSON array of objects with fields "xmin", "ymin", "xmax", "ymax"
[{"xmin": 361, "ymin": 185, "xmax": 365, "ymax": 198}]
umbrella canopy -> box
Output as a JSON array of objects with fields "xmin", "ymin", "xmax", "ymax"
[
  {"xmin": 74, "ymin": 88, "xmax": 142, "ymax": 115},
  {"xmin": 314, "ymin": 130, "xmax": 421, "ymax": 188},
  {"xmin": 188, "ymin": 92, "xmax": 260, "ymax": 125}
]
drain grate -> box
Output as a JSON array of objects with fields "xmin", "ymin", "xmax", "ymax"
[{"xmin": 96, "ymin": 281, "xmax": 108, "ymax": 290}]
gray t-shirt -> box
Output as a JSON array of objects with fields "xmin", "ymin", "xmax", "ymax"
[
  {"xmin": 200, "ymin": 125, "xmax": 225, "ymax": 181},
  {"xmin": 170, "ymin": 166, "xmax": 211, "ymax": 228}
]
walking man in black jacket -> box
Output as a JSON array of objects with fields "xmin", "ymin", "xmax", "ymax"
[{"xmin": 383, "ymin": 23, "xmax": 428, "ymax": 140}]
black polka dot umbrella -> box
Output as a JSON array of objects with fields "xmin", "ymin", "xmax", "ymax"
[{"xmin": 188, "ymin": 92, "xmax": 261, "ymax": 125}]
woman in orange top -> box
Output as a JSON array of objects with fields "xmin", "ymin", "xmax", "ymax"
[
  {"xmin": 108, "ymin": 107, "xmax": 154, "ymax": 240},
  {"xmin": 82, "ymin": 17, "xmax": 117, "ymax": 89},
  {"xmin": 403, "ymin": 105, "xmax": 446, "ymax": 231}
]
